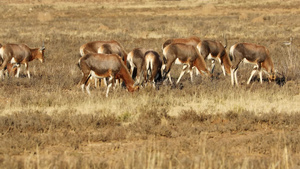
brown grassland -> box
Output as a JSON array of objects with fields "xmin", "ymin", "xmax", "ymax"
[{"xmin": 0, "ymin": 0, "xmax": 300, "ymax": 168}]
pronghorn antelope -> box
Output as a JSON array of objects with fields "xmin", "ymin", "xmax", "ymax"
[
  {"xmin": 229, "ymin": 43, "xmax": 276, "ymax": 86},
  {"xmin": 162, "ymin": 36, "xmax": 201, "ymax": 50},
  {"xmin": 196, "ymin": 38, "xmax": 231, "ymax": 76},
  {"xmin": 0, "ymin": 43, "xmax": 45, "ymax": 79},
  {"xmin": 79, "ymin": 40, "xmax": 127, "ymax": 64},
  {"xmin": 162, "ymin": 43, "xmax": 211, "ymax": 85},
  {"xmin": 143, "ymin": 50, "xmax": 163, "ymax": 87},
  {"xmin": 78, "ymin": 53, "xmax": 138, "ymax": 97},
  {"xmin": 127, "ymin": 48, "xmax": 148, "ymax": 84}
]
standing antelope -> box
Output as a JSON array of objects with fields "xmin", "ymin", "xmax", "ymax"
[
  {"xmin": 162, "ymin": 37, "xmax": 201, "ymax": 77},
  {"xmin": 78, "ymin": 53, "xmax": 138, "ymax": 97},
  {"xmin": 196, "ymin": 38, "xmax": 232, "ymax": 76},
  {"xmin": 230, "ymin": 43, "xmax": 276, "ymax": 86},
  {"xmin": 80, "ymin": 40, "xmax": 127, "ymax": 64},
  {"xmin": 143, "ymin": 50, "xmax": 163, "ymax": 87},
  {"xmin": 127, "ymin": 48, "xmax": 148, "ymax": 84},
  {"xmin": 162, "ymin": 43, "xmax": 211, "ymax": 85},
  {"xmin": 0, "ymin": 43, "xmax": 45, "ymax": 79}
]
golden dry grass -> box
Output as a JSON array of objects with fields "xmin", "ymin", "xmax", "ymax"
[{"xmin": 0, "ymin": 0, "xmax": 299, "ymax": 168}]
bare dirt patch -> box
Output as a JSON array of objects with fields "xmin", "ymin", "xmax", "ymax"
[{"xmin": 37, "ymin": 12, "xmax": 53, "ymax": 22}]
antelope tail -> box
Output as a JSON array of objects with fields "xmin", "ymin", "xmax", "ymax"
[
  {"xmin": 229, "ymin": 45, "xmax": 235, "ymax": 61},
  {"xmin": 229, "ymin": 52, "xmax": 233, "ymax": 61},
  {"xmin": 77, "ymin": 59, "xmax": 81, "ymax": 69}
]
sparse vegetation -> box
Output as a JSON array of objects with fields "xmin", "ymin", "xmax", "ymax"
[{"xmin": 0, "ymin": 0, "xmax": 299, "ymax": 168}]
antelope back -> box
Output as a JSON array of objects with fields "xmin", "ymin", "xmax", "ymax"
[{"xmin": 162, "ymin": 36, "xmax": 201, "ymax": 49}]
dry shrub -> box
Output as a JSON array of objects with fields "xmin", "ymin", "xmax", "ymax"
[
  {"xmin": 1, "ymin": 110, "xmax": 300, "ymax": 168},
  {"xmin": 178, "ymin": 109, "xmax": 212, "ymax": 123}
]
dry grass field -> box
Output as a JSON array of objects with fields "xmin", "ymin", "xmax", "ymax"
[{"xmin": 0, "ymin": 0, "xmax": 299, "ymax": 168}]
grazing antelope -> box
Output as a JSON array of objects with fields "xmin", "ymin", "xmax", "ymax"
[
  {"xmin": 0, "ymin": 44, "xmax": 17, "ymax": 77},
  {"xmin": 162, "ymin": 36, "xmax": 201, "ymax": 50},
  {"xmin": 80, "ymin": 40, "xmax": 128, "ymax": 87},
  {"xmin": 127, "ymin": 48, "xmax": 148, "ymax": 84},
  {"xmin": 162, "ymin": 43, "xmax": 211, "ymax": 85},
  {"xmin": 0, "ymin": 43, "xmax": 45, "ymax": 79},
  {"xmin": 0, "ymin": 58, "xmax": 17, "ymax": 77},
  {"xmin": 143, "ymin": 50, "xmax": 163, "ymax": 87},
  {"xmin": 230, "ymin": 43, "xmax": 276, "ymax": 86},
  {"xmin": 196, "ymin": 38, "xmax": 231, "ymax": 76},
  {"xmin": 5, "ymin": 63, "xmax": 17, "ymax": 77},
  {"xmin": 78, "ymin": 53, "xmax": 138, "ymax": 97}
]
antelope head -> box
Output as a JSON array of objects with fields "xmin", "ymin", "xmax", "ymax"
[
  {"xmin": 128, "ymin": 84, "xmax": 139, "ymax": 92},
  {"xmin": 38, "ymin": 41, "xmax": 46, "ymax": 63},
  {"xmin": 268, "ymin": 73, "xmax": 276, "ymax": 82}
]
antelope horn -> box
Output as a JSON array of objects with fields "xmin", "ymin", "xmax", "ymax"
[
  {"xmin": 283, "ymin": 37, "xmax": 293, "ymax": 46},
  {"xmin": 280, "ymin": 71, "xmax": 285, "ymax": 79},
  {"xmin": 223, "ymin": 33, "xmax": 227, "ymax": 49},
  {"xmin": 41, "ymin": 41, "xmax": 45, "ymax": 50},
  {"xmin": 276, "ymin": 72, "xmax": 282, "ymax": 76},
  {"xmin": 274, "ymin": 69, "xmax": 283, "ymax": 76}
]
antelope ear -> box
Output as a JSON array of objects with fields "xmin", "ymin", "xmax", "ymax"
[{"xmin": 40, "ymin": 41, "xmax": 45, "ymax": 51}]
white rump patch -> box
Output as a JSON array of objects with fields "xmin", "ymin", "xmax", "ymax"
[
  {"xmin": 127, "ymin": 52, "xmax": 135, "ymax": 69},
  {"xmin": 163, "ymin": 47, "xmax": 169, "ymax": 59},
  {"xmin": 145, "ymin": 57, "xmax": 154, "ymax": 71},
  {"xmin": 79, "ymin": 46, "xmax": 85, "ymax": 57},
  {"xmin": 127, "ymin": 52, "xmax": 133, "ymax": 62},
  {"xmin": 196, "ymin": 44, "xmax": 201, "ymax": 53},
  {"xmin": 0, "ymin": 48, "xmax": 3, "ymax": 59},
  {"xmin": 229, "ymin": 44, "xmax": 236, "ymax": 59}
]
